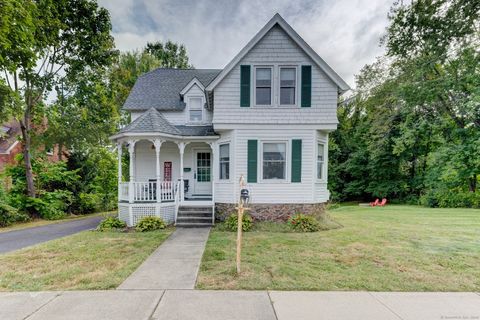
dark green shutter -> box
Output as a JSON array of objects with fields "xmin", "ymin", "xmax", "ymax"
[
  {"xmin": 301, "ymin": 65, "xmax": 312, "ymax": 107},
  {"xmin": 291, "ymin": 139, "xmax": 302, "ymax": 182},
  {"xmin": 240, "ymin": 65, "xmax": 251, "ymax": 107},
  {"xmin": 247, "ymin": 140, "xmax": 257, "ymax": 183}
]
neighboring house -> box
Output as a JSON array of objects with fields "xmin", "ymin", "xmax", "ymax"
[
  {"xmin": 0, "ymin": 120, "xmax": 23, "ymax": 171},
  {"xmin": 111, "ymin": 13, "xmax": 349, "ymax": 227},
  {"xmin": 0, "ymin": 119, "xmax": 63, "ymax": 172}
]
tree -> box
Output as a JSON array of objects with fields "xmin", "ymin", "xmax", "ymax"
[
  {"xmin": 384, "ymin": 0, "xmax": 480, "ymax": 192},
  {"xmin": 329, "ymin": 0, "xmax": 479, "ymax": 206},
  {"xmin": 144, "ymin": 40, "xmax": 191, "ymax": 68},
  {"xmin": 0, "ymin": 0, "xmax": 116, "ymax": 198},
  {"xmin": 43, "ymin": 70, "xmax": 120, "ymax": 160}
]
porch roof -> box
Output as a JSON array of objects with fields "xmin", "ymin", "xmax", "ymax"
[{"xmin": 115, "ymin": 108, "xmax": 217, "ymax": 138}]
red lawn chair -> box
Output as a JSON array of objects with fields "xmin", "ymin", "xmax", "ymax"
[
  {"xmin": 370, "ymin": 199, "xmax": 380, "ymax": 206},
  {"xmin": 378, "ymin": 198, "xmax": 387, "ymax": 206}
]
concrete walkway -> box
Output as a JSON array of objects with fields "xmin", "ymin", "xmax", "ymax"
[
  {"xmin": 2, "ymin": 290, "xmax": 479, "ymax": 320},
  {"xmin": 0, "ymin": 215, "xmax": 104, "ymax": 254},
  {"xmin": 118, "ymin": 227, "xmax": 210, "ymax": 290}
]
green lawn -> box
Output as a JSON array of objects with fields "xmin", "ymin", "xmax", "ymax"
[
  {"xmin": 0, "ymin": 229, "xmax": 173, "ymax": 291},
  {"xmin": 197, "ymin": 205, "xmax": 480, "ymax": 291}
]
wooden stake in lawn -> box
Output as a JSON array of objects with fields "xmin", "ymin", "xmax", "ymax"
[{"xmin": 236, "ymin": 174, "xmax": 249, "ymax": 274}]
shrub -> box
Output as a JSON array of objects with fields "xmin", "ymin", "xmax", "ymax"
[
  {"xmin": 0, "ymin": 202, "xmax": 29, "ymax": 227},
  {"xmin": 15, "ymin": 190, "xmax": 73, "ymax": 220},
  {"xmin": 288, "ymin": 213, "xmax": 320, "ymax": 232},
  {"xmin": 136, "ymin": 216, "xmax": 166, "ymax": 232},
  {"xmin": 224, "ymin": 213, "xmax": 253, "ymax": 232},
  {"xmin": 420, "ymin": 189, "xmax": 480, "ymax": 208},
  {"xmin": 77, "ymin": 192, "xmax": 101, "ymax": 214},
  {"xmin": 97, "ymin": 217, "xmax": 126, "ymax": 231}
]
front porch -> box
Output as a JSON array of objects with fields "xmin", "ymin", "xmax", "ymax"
[{"xmin": 115, "ymin": 138, "xmax": 217, "ymax": 226}]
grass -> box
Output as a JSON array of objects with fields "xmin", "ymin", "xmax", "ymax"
[
  {"xmin": 0, "ymin": 228, "xmax": 173, "ymax": 291},
  {"xmin": 0, "ymin": 211, "xmax": 115, "ymax": 233},
  {"xmin": 197, "ymin": 205, "xmax": 480, "ymax": 291}
]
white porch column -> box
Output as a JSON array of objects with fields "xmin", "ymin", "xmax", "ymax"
[
  {"xmin": 177, "ymin": 142, "xmax": 186, "ymax": 202},
  {"xmin": 208, "ymin": 142, "xmax": 216, "ymax": 202},
  {"xmin": 153, "ymin": 139, "xmax": 163, "ymax": 203},
  {"xmin": 128, "ymin": 139, "xmax": 137, "ymax": 204},
  {"xmin": 117, "ymin": 142, "xmax": 123, "ymax": 201}
]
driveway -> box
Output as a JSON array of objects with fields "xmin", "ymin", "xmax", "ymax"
[{"xmin": 0, "ymin": 215, "xmax": 104, "ymax": 254}]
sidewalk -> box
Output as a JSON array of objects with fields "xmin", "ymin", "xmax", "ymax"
[
  {"xmin": 2, "ymin": 290, "xmax": 480, "ymax": 320},
  {"xmin": 118, "ymin": 227, "xmax": 210, "ymax": 290}
]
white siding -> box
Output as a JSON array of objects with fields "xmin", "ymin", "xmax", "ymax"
[
  {"xmin": 213, "ymin": 25, "xmax": 338, "ymax": 125},
  {"xmin": 232, "ymin": 128, "xmax": 318, "ymax": 204},
  {"xmin": 214, "ymin": 130, "xmax": 236, "ymax": 203}
]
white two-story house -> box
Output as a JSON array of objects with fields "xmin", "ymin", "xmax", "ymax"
[{"xmin": 111, "ymin": 13, "xmax": 349, "ymax": 227}]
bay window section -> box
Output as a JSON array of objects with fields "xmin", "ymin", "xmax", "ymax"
[
  {"xmin": 219, "ymin": 143, "xmax": 230, "ymax": 180},
  {"xmin": 317, "ymin": 143, "xmax": 325, "ymax": 180},
  {"xmin": 280, "ymin": 67, "xmax": 296, "ymax": 105},
  {"xmin": 255, "ymin": 67, "xmax": 272, "ymax": 105},
  {"xmin": 262, "ymin": 142, "xmax": 286, "ymax": 180}
]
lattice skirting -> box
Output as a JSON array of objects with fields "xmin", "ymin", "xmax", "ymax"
[
  {"xmin": 118, "ymin": 203, "xmax": 176, "ymax": 226},
  {"xmin": 118, "ymin": 204, "xmax": 130, "ymax": 224}
]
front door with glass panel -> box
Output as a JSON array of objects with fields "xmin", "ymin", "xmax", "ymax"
[{"xmin": 194, "ymin": 151, "xmax": 212, "ymax": 195}]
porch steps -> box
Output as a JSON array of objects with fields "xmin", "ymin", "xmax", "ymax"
[{"xmin": 176, "ymin": 205, "xmax": 213, "ymax": 227}]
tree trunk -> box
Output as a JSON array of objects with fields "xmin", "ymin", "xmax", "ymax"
[
  {"xmin": 469, "ymin": 175, "xmax": 477, "ymax": 193},
  {"xmin": 19, "ymin": 117, "xmax": 36, "ymax": 198},
  {"xmin": 58, "ymin": 142, "xmax": 63, "ymax": 161}
]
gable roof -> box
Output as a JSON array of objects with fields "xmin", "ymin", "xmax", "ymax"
[
  {"xmin": 179, "ymin": 77, "xmax": 205, "ymax": 96},
  {"xmin": 118, "ymin": 108, "xmax": 217, "ymax": 137},
  {"xmin": 206, "ymin": 13, "xmax": 350, "ymax": 93},
  {"xmin": 123, "ymin": 69, "xmax": 221, "ymax": 111}
]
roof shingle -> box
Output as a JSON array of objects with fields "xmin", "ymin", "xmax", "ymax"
[{"xmin": 123, "ymin": 68, "xmax": 221, "ymax": 111}]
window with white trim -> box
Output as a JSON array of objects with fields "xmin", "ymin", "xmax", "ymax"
[
  {"xmin": 279, "ymin": 67, "xmax": 296, "ymax": 105},
  {"xmin": 255, "ymin": 67, "xmax": 272, "ymax": 105},
  {"xmin": 262, "ymin": 142, "xmax": 286, "ymax": 180},
  {"xmin": 219, "ymin": 143, "xmax": 230, "ymax": 180},
  {"xmin": 317, "ymin": 143, "xmax": 325, "ymax": 180},
  {"xmin": 188, "ymin": 97, "xmax": 203, "ymax": 122}
]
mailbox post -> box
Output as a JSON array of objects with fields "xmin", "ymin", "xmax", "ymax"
[{"xmin": 236, "ymin": 174, "xmax": 250, "ymax": 274}]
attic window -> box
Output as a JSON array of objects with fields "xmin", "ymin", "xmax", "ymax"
[
  {"xmin": 255, "ymin": 67, "xmax": 272, "ymax": 105},
  {"xmin": 280, "ymin": 67, "xmax": 296, "ymax": 105},
  {"xmin": 189, "ymin": 97, "xmax": 203, "ymax": 122}
]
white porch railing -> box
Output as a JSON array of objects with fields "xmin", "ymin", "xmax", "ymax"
[
  {"xmin": 119, "ymin": 181, "xmax": 179, "ymax": 203},
  {"xmin": 133, "ymin": 181, "xmax": 157, "ymax": 202}
]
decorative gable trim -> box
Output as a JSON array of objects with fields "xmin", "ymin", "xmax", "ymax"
[
  {"xmin": 180, "ymin": 77, "xmax": 205, "ymax": 96},
  {"xmin": 206, "ymin": 13, "xmax": 350, "ymax": 93}
]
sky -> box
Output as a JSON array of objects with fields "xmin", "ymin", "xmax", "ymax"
[{"xmin": 98, "ymin": 0, "xmax": 395, "ymax": 89}]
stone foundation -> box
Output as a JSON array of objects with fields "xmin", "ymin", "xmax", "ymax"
[{"xmin": 215, "ymin": 202, "xmax": 326, "ymax": 222}]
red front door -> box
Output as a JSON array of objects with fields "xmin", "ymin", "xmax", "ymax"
[{"xmin": 164, "ymin": 161, "xmax": 172, "ymax": 181}]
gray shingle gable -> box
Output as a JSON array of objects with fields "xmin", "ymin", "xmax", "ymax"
[{"xmin": 123, "ymin": 68, "xmax": 221, "ymax": 111}]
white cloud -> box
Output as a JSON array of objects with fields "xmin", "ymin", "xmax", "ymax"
[{"xmin": 98, "ymin": 0, "xmax": 394, "ymax": 88}]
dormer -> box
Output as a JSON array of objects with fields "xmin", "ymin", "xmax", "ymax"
[{"xmin": 180, "ymin": 77, "xmax": 207, "ymax": 125}]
